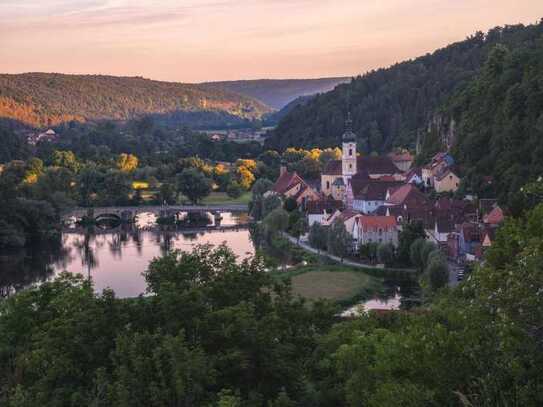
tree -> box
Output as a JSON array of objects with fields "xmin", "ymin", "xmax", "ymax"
[
  {"xmin": 158, "ymin": 183, "xmax": 176, "ymax": 205},
  {"xmin": 409, "ymin": 238, "xmax": 426, "ymax": 271},
  {"xmin": 283, "ymin": 197, "xmax": 298, "ymax": 212},
  {"xmin": 177, "ymin": 168, "xmax": 212, "ymax": 204},
  {"xmin": 327, "ymin": 219, "xmax": 352, "ymax": 261},
  {"xmin": 251, "ymin": 178, "xmax": 273, "ymax": 197},
  {"xmin": 263, "ymin": 207, "xmax": 289, "ymax": 236},
  {"xmin": 52, "ymin": 150, "xmax": 80, "ymax": 173},
  {"xmin": 424, "ymin": 253, "xmax": 448, "ymax": 291},
  {"xmin": 308, "ymin": 222, "xmax": 327, "ymax": 253},
  {"xmin": 116, "ymin": 153, "xmax": 139, "ymax": 173},
  {"xmin": 398, "ymin": 221, "xmax": 427, "ymax": 265},
  {"xmin": 226, "ymin": 181, "xmax": 243, "ymax": 199},
  {"xmin": 377, "ymin": 243, "xmax": 395, "ymax": 266},
  {"xmin": 235, "ymin": 165, "xmax": 255, "ymax": 190},
  {"xmin": 290, "ymin": 215, "xmax": 308, "ymax": 243}
]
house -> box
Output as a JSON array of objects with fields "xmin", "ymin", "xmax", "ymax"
[
  {"xmin": 388, "ymin": 151, "xmax": 414, "ymax": 172},
  {"xmin": 434, "ymin": 168, "xmax": 460, "ymax": 193},
  {"xmin": 458, "ymin": 222, "xmax": 483, "ymax": 259},
  {"xmin": 428, "ymin": 217, "xmax": 455, "ymax": 244},
  {"xmin": 405, "ymin": 167, "xmax": 423, "ymax": 185},
  {"xmin": 352, "ymin": 180, "xmax": 403, "ymax": 213},
  {"xmin": 271, "ymin": 166, "xmax": 320, "ymax": 206},
  {"xmin": 483, "ymin": 206, "xmax": 504, "ymax": 225},
  {"xmin": 371, "ymin": 184, "xmax": 432, "ymax": 225},
  {"xmin": 351, "ymin": 215, "xmax": 399, "ymax": 247},
  {"xmin": 27, "ymin": 129, "xmax": 58, "ymax": 146},
  {"xmin": 306, "ymin": 198, "xmax": 343, "ymax": 226}
]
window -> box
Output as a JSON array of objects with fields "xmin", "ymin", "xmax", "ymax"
[
  {"xmin": 349, "ymin": 164, "xmax": 352, "ymax": 169},
  {"xmin": 326, "ymin": 181, "xmax": 330, "ymax": 189},
  {"xmin": 379, "ymin": 228, "xmax": 383, "ymax": 235},
  {"xmin": 349, "ymin": 148, "xmax": 353, "ymax": 156}
]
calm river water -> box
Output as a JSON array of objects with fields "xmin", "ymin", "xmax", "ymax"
[
  {"xmin": 0, "ymin": 211, "xmax": 418, "ymax": 311},
  {"xmin": 0, "ymin": 212, "xmax": 254, "ymax": 298}
]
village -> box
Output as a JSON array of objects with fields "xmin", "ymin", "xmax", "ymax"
[{"xmin": 267, "ymin": 115, "xmax": 504, "ymax": 282}]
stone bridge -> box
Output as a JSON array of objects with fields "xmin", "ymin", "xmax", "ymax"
[
  {"xmin": 62, "ymin": 223, "xmax": 251, "ymax": 235},
  {"xmin": 61, "ymin": 204, "xmax": 249, "ymax": 222}
]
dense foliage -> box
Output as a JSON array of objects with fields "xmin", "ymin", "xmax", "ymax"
[
  {"xmin": 266, "ymin": 21, "xmax": 543, "ymax": 153},
  {"xmin": 447, "ymin": 37, "xmax": 543, "ymax": 203},
  {"xmin": 1, "ymin": 200, "xmax": 543, "ymax": 405},
  {"xmin": 0, "ymin": 73, "xmax": 271, "ymax": 128}
]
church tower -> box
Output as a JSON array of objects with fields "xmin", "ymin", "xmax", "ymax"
[{"xmin": 342, "ymin": 112, "xmax": 357, "ymax": 181}]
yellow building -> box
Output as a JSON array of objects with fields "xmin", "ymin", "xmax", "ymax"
[{"xmin": 434, "ymin": 169, "xmax": 460, "ymax": 193}]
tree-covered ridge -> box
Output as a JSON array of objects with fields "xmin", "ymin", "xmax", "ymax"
[
  {"xmin": 266, "ymin": 21, "xmax": 543, "ymax": 152},
  {"xmin": 448, "ymin": 38, "xmax": 543, "ymax": 204},
  {"xmin": 200, "ymin": 77, "xmax": 350, "ymax": 109},
  {"xmin": 0, "ymin": 73, "xmax": 272, "ymax": 128}
]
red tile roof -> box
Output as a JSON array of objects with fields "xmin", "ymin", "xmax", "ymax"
[
  {"xmin": 357, "ymin": 215, "xmax": 397, "ymax": 232},
  {"xmin": 483, "ymin": 206, "xmax": 504, "ymax": 225},
  {"xmin": 272, "ymin": 171, "xmax": 304, "ymax": 194},
  {"xmin": 386, "ymin": 184, "xmax": 427, "ymax": 206}
]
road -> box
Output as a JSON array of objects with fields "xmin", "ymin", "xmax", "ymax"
[{"xmin": 282, "ymin": 233, "xmax": 415, "ymax": 273}]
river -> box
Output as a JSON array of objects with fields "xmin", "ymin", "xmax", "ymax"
[
  {"xmin": 0, "ymin": 211, "xmax": 254, "ymax": 298},
  {"xmin": 0, "ymin": 210, "xmax": 418, "ymax": 311}
]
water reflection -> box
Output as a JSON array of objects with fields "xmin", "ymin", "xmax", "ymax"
[{"xmin": 1, "ymin": 212, "xmax": 254, "ymax": 298}]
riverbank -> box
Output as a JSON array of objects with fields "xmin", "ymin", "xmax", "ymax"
[{"xmin": 281, "ymin": 233, "xmax": 416, "ymax": 275}]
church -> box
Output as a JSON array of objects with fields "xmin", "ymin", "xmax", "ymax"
[{"xmin": 320, "ymin": 114, "xmax": 403, "ymax": 202}]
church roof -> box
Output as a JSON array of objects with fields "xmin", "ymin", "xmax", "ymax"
[
  {"xmin": 322, "ymin": 155, "xmax": 399, "ymax": 177},
  {"xmin": 323, "ymin": 159, "xmax": 342, "ymax": 176}
]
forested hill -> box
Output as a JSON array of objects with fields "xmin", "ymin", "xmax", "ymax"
[
  {"xmin": 0, "ymin": 73, "xmax": 272, "ymax": 129},
  {"xmin": 447, "ymin": 38, "xmax": 543, "ymax": 205},
  {"xmin": 266, "ymin": 21, "xmax": 543, "ymax": 152},
  {"xmin": 200, "ymin": 77, "xmax": 350, "ymax": 109}
]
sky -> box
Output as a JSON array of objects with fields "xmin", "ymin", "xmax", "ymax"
[{"xmin": 1, "ymin": 0, "xmax": 542, "ymax": 83}]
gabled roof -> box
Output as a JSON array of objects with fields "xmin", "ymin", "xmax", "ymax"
[
  {"xmin": 272, "ymin": 171, "xmax": 304, "ymax": 194},
  {"xmin": 356, "ymin": 215, "xmax": 397, "ymax": 232},
  {"xmin": 405, "ymin": 167, "xmax": 422, "ymax": 180},
  {"xmin": 386, "ymin": 184, "xmax": 427, "ymax": 206},
  {"xmin": 435, "ymin": 217, "xmax": 454, "ymax": 234},
  {"xmin": 435, "ymin": 167, "xmax": 459, "ymax": 182},
  {"xmin": 358, "ymin": 155, "xmax": 399, "ymax": 175},
  {"xmin": 322, "ymin": 159, "xmax": 342, "ymax": 176},
  {"xmin": 483, "ymin": 206, "xmax": 504, "ymax": 225},
  {"xmin": 306, "ymin": 197, "xmax": 343, "ymax": 215},
  {"xmin": 354, "ymin": 181, "xmax": 403, "ymax": 201},
  {"xmin": 322, "ymin": 155, "xmax": 400, "ymax": 176}
]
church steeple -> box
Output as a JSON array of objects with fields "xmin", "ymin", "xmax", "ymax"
[
  {"xmin": 342, "ymin": 112, "xmax": 357, "ymax": 179},
  {"xmin": 342, "ymin": 112, "xmax": 356, "ymax": 142}
]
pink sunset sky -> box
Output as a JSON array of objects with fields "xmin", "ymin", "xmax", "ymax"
[{"xmin": 1, "ymin": 0, "xmax": 542, "ymax": 83}]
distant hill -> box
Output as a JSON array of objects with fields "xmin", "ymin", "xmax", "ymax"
[
  {"xmin": 263, "ymin": 94, "xmax": 316, "ymax": 125},
  {"xmin": 200, "ymin": 77, "xmax": 350, "ymax": 109},
  {"xmin": 266, "ymin": 22, "xmax": 543, "ymax": 152},
  {"xmin": 0, "ymin": 73, "xmax": 272, "ymax": 129}
]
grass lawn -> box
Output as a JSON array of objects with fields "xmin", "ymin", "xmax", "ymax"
[
  {"xmin": 275, "ymin": 265, "xmax": 382, "ymax": 303},
  {"xmin": 201, "ymin": 192, "xmax": 251, "ymax": 205}
]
